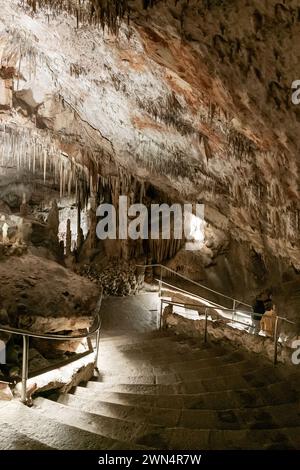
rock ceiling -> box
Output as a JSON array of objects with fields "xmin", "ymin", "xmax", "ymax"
[{"xmin": 0, "ymin": 0, "xmax": 299, "ymax": 267}]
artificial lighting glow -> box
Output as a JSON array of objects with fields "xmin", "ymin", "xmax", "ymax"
[{"xmin": 184, "ymin": 212, "xmax": 205, "ymax": 251}]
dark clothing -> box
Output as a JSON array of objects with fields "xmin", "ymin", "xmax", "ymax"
[
  {"xmin": 264, "ymin": 299, "xmax": 273, "ymax": 311},
  {"xmin": 252, "ymin": 300, "xmax": 265, "ymax": 321}
]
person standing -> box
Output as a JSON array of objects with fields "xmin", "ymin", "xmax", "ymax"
[
  {"xmin": 260, "ymin": 305, "xmax": 276, "ymax": 337},
  {"xmin": 251, "ymin": 295, "xmax": 266, "ymax": 335}
]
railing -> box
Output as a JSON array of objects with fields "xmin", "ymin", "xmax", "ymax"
[
  {"xmin": 273, "ymin": 315, "xmax": 296, "ymax": 365},
  {"xmin": 136, "ymin": 264, "xmax": 296, "ymax": 365},
  {"xmin": 0, "ymin": 289, "xmax": 103, "ymax": 404},
  {"xmin": 136, "ymin": 263, "xmax": 252, "ymax": 311},
  {"xmin": 159, "ymin": 298, "xmax": 251, "ymax": 333},
  {"xmin": 159, "ymin": 298, "xmax": 296, "ymax": 365}
]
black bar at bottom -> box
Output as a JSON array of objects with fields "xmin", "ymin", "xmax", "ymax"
[{"xmin": 0, "ymin": 450, "xmax": 298, "ymax": 467}]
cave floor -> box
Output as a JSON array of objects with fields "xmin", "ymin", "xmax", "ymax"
[
  {"xmin": 101, "ymin": 293, "xmax": 159, "ymax": 337},
  {"xmin": 0, "ymin": 294, "xmax": 299, "ymax": 450}
]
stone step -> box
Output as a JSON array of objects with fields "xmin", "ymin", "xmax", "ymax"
[
  {"xmin": 90, "ymin": 360, "xmax": 280, "ymax": 385},
  {"xmin": 86, "ymin": 365, "xmax": 284, "ymax": 392},
  {"xmin": 58, "ymin": 393, "xmax": 180, "ymax": 427},
  {"xmin": 74, "ymin": 381, "xmax": 298, "ymax": 410},
  {"xmin": 98, "ymin": 352, "xmax": 251, "ymax": 383},
  {"xmin": 86, "ymin": 369, "xmax": 290, "ymax": 395},
  {"xmin": 99, "ymin": 331, "xmax": 182, "ymax": 346},
  {"xmin": 33, "ymin": 397, "xmax": 299, "ymax": 450},
  {"xmin": 58, "ymin": 393, "xmax": 300, "ymax": 430},
  {"xmin": 35, "ymin": 397, "xmax": 162, "ymax": 448},
  {"xmin": 97, "ymin": 350, "xmax": 248, "ymax": 376},
  {"xmin": 97, "ymin": 348, "xmax": 238, "ymax": 375},
  {"xmin": 99, "ymin": 335, "xmax": 225, "ymax": 356},
  {"xmin": 0, "ymin": 418, "xmax": 54, "ymax": 450},
  {"xmin": 98, "ymin": 344, "xmax": 233, "ymax": 367},
  {"xmin": 0, "ymin": 401, "xmax": 148, "ymax": 450},
  {"xmin": 137, "ymin": 425, "xmax": 299, "ymax": 450}
]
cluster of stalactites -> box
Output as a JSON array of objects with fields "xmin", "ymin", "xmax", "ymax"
[
  {"xmin": 148, "ymin": 237, "xmax": 183, "ymax": 264},
  {"xmin": 0, "ymin": 123, "xmax": 93, "ymax": 206},
  {"xmin": 24, "ymin": 0, "xmax": 132, "ymax": 33},
  {"xmin": 0, "ymin": 122, "xmax": 150, "ymax": 208}
]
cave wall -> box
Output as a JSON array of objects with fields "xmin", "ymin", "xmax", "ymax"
[{"xmin": 0, "ymin": 1, "xmax": 299, "ymax": 324}]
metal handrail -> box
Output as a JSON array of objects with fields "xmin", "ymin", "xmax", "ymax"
[
  {"xmin": 161, "ymin": 299, "xmax": 251, "ymax": 317},
  {"xmin": 160, "ymin": 299, "xmax": 252, "ymax": 329},
  {"xmin": 159, "ymin": 279, "xmax": 227, "ymax": 310},
  {"xmin": 0, "ymin": 289, "xmax": 103, "ymax": 404},
  {"xmin": 136, "ymin": 263, "xmax": 252, "ymax": 309},
  {"xmin": 159, "ymin": 297, "xmax": 296, "ymax": 365},
  {"xmin": 137, "ymin": 262, "xmax": 297, "ymax": 365},
  {"xmin": 276, "ymin": 315, "xmax": 295, "ymax": 325}
]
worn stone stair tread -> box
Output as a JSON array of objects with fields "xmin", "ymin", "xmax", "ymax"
[
  {"xmin": 99, "ymin": 336, "xmax": 228, "ymax": 355},
  {"xmin": 35, "ymin": 397, "xmax": 164, "ymax": 447},
  {"xmin": 136, "ymin": 426, "xmax": 300, "ymax": 450},
  {"xmin": 99, "ymin": 331, "xmax": 185, "ymax": 345},
  {"xmin": 101, "ymin": 341, "xmax": 228, "ymax": 357},
  {"xmin": 97, "ymin": 349, "xmax": 236, "ymax": 372},
  {"xmin": 97, "ymin": 351, "xmax": 248, "ymax": 376},
  {"xmin": 58, "ymin": 393, "xmax": 300, "ymax": 430},
  {"xmin": 92, "ymin": 360, "xmax": 267, "ymax": 387},
  {"xmin": 80, "ymin": 375, "xmax": 296, "ymax": 399},
  {"xmin": 33, "ymin": 397, "xmax": 300, "ymax": 450},
  {"xmin": 93, "ymin": 365, "xmax": 250, "ymax": 385},
  {"xmin": 74, "ymin": 382, "xmax": 298, "ymax": 410},
  {"xmin": 58, "ymin": 393, "xmax": 181, "ymax": 427},
  {"xmin": 88, "ymin": 367, "xmax": 289, "ymax": 394},
  {"xmin": 0, "ymin": 401, "xmax": 148, "ymax": 450},
  {"xmin": 5, "ymin": 324, "xmax": 297, "ymax": 451},
  {"xmin": 99, "ymin": 357, "xmax": 258, "ymax": 379},
  {"xmin": 0, "ymin": 419, "xmax": 55, "ymax": 450},
  {"xmin": 98, "ymin": 346, "xmax": 239, "ymax": 369}
]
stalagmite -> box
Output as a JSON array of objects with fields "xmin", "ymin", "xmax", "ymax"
[
  {"xmin": 145, "ymin": 257, "xmax": 153, "ymax": 283},
  {"xmin": 2, "ymin": 223, "xmax": 9, "ymax": 243},
  {"xmin": 59, "ymin": 160, "xmax": 63, "ymax": 199},
  {"xmin": 20, "ymin": 193, "xmax": 29, "ymax": 217},
  {"xmin": 66, "ymin": 219, "xmax": 72, "ymax": 256},
  {"xmin": 47, "ymin": 200, "xmax": 59, "ymax": 246},
  {"xmin": 43, "ymin": 149, "xmax": 47, "ymax": 183},
  {"xmin": 76, "ymin": 198, "xmax": 84, "ymax": 251},
  {"xmin": 88, "ymin": 194, "xmax": 97, "ymax": 251}
]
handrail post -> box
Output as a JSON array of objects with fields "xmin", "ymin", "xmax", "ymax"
[
  {"xmin": 21, "ymin": 335, "xmax": 29, "ymax": 404},
  {"xmin": 232, "ymin": 299, "xmax": 236, "ymax": 321},
  {"xmin": 273, "ymin": 316, "xmax": 280, "ymax": 365},
  {"xmin": 94, "ymin": 329, "xmax": 101, "ymax": 370},
  {"xmin": 159, "ymin": 265, "xmax": 163, "ymax": 297},
  {"xmin": 159, "ymin": 299, "xmax": 163, "ymax": 330},
  {"xmin": 204, "ymin": 308, "xmax": 208, "ymax": 343}
]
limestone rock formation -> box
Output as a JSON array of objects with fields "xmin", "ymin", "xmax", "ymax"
[
  {"xmin": 0, "ymin": 253, "xmax": 100, "ymax": 333},
  {"xmin": 0, "ymin": 0, "xmax": 299, "ymax": 326}
]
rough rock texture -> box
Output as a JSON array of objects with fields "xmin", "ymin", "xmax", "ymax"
[
  {"xmin": 0, "ymin": 1, "xmax": 299, "ymax": 325},
  {"xmin": 0, "ymin": 382, "xmax": 13, "ymax": 401},
  {"xmin": 164, "ymin": 310, "xmax": 296, "ymax": 365},
  {"xmin": 80, "ymin": 259, "xmax": 142, "ymax": 296},
  {"xmin": 14, "ymin": 353, "xmax": 95, "ymax": 400},
  {"xmin": 0, "ymin": 253, "xmax": 99, "ymax": 332}
]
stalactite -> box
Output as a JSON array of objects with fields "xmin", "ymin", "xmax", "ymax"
[
  {"xmin": 76, "ymin": 193, "xmax": 83, "ymax": 251},
  {"xmin": 88, "ymin": 193, "xmax": 97, "ymax": 251},
  {"xmin": 20, "ymin": 193, "xmax": 29, "ymax": 217},
  {"xmin": 0, "ymin": 124, "xmax": 92, "ymax": 202},
  {"xmin": 25, "ymin": 0, "xmax": 132, "ymax": 34},
  {"xmin": 43, "ymin": 149, "xmax": 47, "ymax": 182},
  {"xmin": 47, "ymin": 199, "xmax": 59, "ymax": 243}
]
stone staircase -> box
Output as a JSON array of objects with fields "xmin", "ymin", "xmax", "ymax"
[{"xmin": 1, "ymin": 330, "xmax": 299, "ymax": 449}]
